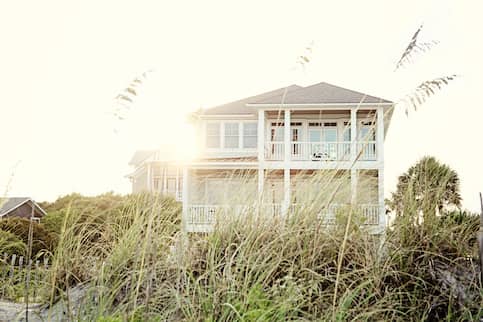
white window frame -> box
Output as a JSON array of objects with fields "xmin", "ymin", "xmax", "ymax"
[
  {"xmin": 242, "ymin": 122, "xmax": 258, "ymax": 149},
  {"xmin": 206, "ymin": 122, "xmax": 221, "ymax": 149},
  {"xmin": 223, "ymin": 122, "xmax": 240, "ymax": 149}
]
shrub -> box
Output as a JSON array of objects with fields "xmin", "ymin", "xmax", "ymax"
[
  {"xmin": 0, "ymin": 217, "xmax": 57, "ymax": 257},
  {"xmin": 0, "ymin": 229, "xmax": 27, "ymax": 256}
]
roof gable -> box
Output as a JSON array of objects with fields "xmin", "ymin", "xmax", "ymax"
[
  {"xmin": 253, "ymin": 82, "xmax": 392, "ymax": 105},
  {"xmin": 0, "ymin": 197, "xmax": 46, "ymax": 217},
  {"xmin": 201, "ymin": 85, "xmax": 302, "ymax": 116},
  {"xmin": 129, "ymin": 150, "xmax": 157, "ymax": 166}
]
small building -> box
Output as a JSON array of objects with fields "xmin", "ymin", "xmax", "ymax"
[{"xmin": 0, "ymin": 197, "xmax": 47, "ymax": 220}]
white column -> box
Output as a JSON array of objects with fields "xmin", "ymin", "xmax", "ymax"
[
  {"xmin": 376, "ymin": 107, "xmax": 385, "ymax": 230},
  {"xmin": 282, "ymin": 168, "xmax": 291, "ymax": 216},
  {"xmin": 258, "ymin": 169, "xmax": 264, "ymax": 197},
  {"xmin": 282, "ymin": 110, "xmax": 291, "ymax": 216},
  {"xmin": 175, "ymin": 167, "xmax": 180, "ymax": 199},
  {"xmin": 350, "ymin": 108, "xmax": 357, "ymax": 163},
  {"xmin": 163, "ymin": 166, "xmax": 168, "ymax": 194},
  {"xmin": 350, "ymin": 109, "xmax": 358, "ymax": 206},
  {"xmin": 182, "ymin": 167, "xmax": 190, "ymax": 232},
  {"xmin": 351, "ymin": 168, "xmax": 357, "ymax": 205},
  {"xmin": 258, "ymin": 110, "xmax": 265, "ymax": 162},
  {"xmin": 146, "ymin": 163, "xmax": 152, "ymax": 192},
  {"xmin": 257, "ymin": 110, "xmax": 265, "ymax": 201},
  {"xmin": 284, "ymin": 110, "xmax": 291, "ymax": 163}
]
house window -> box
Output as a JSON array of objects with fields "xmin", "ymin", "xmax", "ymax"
[
  {"xmin": 359, "ymin": 122, "xmax": 375, "ymax": 141},
  {"xmin": 243, "ymin": 122, "xmax": 257, "ymax": 148},
  {"xmin": 206, "ymin": 123, "xmax": 221, "ymax": 148},
  {"xmin": 343, "ymin": 122, "xmax": 351, "ymax": 142},
  {"xmin": 224, "ymin": 123, "xmax": 239, "ymax": 148}
]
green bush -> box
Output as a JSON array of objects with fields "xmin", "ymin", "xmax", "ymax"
[
  {"xmin": 0, "ymin": 217, "xmax": 56, "ymax": 257},
  {"xmin": 0, "ymin": 229, "xmax": 27, "ymax": 256}
]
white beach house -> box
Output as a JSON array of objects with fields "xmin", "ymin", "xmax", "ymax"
[{"xmin": 128, "ymin": 81, "xmax": 393, "ymax": 233}]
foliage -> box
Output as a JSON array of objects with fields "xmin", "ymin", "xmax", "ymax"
[
  {"xmin": 0, "ymin": 218, "xmax": 56, "ymax": 257},
  {"xmin": 0, "ymin": 229, "xmax": 27, "ymax": 256},
  {"xmin": 388, "ymin": 156, "xmax": 461, "ymax": 222},
  {"xmin": 31, "ymin": 194, "xmax": 481, "ymax": 321}
]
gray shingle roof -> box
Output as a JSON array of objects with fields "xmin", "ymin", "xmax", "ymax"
[
  {"xmin": 201, "ymin": 85, "xmax": 302, "ymax": 116},
  {"xmin": 254, "ymin": 82, "xmax": 392, "ymax": 105},
  {"xmin": 201, "ymin": 81, "xmax": 392, "ymax": 116},
  {"xmin": 0, "ymin": 197, "xmax": 46, "ymax": 217}
]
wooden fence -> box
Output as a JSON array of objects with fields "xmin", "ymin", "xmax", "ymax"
[{"xmin": 0, "ymin": 253, "xmax": 50, "ymax": 302}]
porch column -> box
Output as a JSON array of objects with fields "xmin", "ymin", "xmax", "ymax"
[
  {"xmin": 175, "ymin": 167, "xmax": 180, "ymax": 200},
  {"xmin": 146, "ymin": 163, "xmax": 152, "ymax": 191},
  {"xmin": 257, "ymin": 110, "xmax": 265, "ymax": 199},
  {"xmin": 350, "ymin": 108, "xmax": 358, "ymax": 205},
  {"xmin": 163, "ymin": 166, "xmax": 168, "ymax": 194},
  {"xmin": 376, "ymin": 107, "xmax": 386, "ymax": 229},
  {"xmin": 350, "ymin": 108, "xmax": 357, "ymax": 163},
  {"xmin": 258, "ymin": 169, "xmax": 264, "ymax": 197},
  {"xmin": 258, "ymin": 110, "xmax": 265, "ymax": 162},
  {"xmin": 182, "ymin": 167, "xmax": 190, "ymax": 232},
  {"xmin": 282, "ymin": 110, "xmax": 291, "ymax": 216},
  {"xmin": 282, "ymin": 168, "xmax": 291, "ymax": 216},
  {"xmin": 284, "ymin": 110, "xmax": 291, "ymax": 163},
  {"xmin": 350, "ymin": 169, "xmax": 358, "ymax": 205}
]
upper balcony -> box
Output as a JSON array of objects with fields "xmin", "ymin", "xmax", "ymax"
[
  {"xmin": 265, "ymin": 141, "xmax": 376, "ymax": 161},
  {"xmin": 196, "ymin": 107, "xmax": 386, "ymax": 169}
]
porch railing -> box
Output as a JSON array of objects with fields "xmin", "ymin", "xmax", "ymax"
[
  {"xmin": 357, "ymin": 141, "xmax": 377, "ymax": 161},
  {"xmin": 264, "ymin": 141, "xmax": 376, "ymax": 161},
  {"xmin": 185, "ymin": 203, "xmax": 380, "ymax": 231}
]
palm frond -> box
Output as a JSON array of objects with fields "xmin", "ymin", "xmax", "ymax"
[{"xmin": 398, "ymin": 75, "xmax": 458, "ymax": 115}]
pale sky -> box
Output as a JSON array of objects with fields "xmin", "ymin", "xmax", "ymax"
[{"xmin": 0, "ymin": 1, "xmax": 481, "ymax": 212}]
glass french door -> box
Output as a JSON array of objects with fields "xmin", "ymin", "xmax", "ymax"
[{"xmin": 291, "ymin": 126, "xmax": 303, "ymax": 158}]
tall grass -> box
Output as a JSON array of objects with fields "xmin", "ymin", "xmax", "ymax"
[{"xmin": 38, "ymin": 189, "xmax": 481, "ymax": 321}]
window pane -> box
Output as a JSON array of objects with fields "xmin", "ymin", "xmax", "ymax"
[
  {"xmin": 243, "ymin": 123, "xmax": 257, "ymax": 148},
  {"xmin": 244, "ymin": 136, "xmax": 257, "ymax": 148},
  {"xmin": 224, "ymin": 123, "xmax": 239, "ymax": 148},
  {"xmin": 225, "ymin": 123, "xmax": 239, "ymax": 135},
  {"xmin": 271, "ymin": 127, "xmax": 283, "ymax": 141},
  {"xmin": 324, "ymin": 128, "xmax": 337, "ymax": 142},
  {"xmin": 243, "ymin": 123, "xmax": 257, "ymax": 135},
  {"xmin": 225, "ymin": 136, "xmax": 239, "ymax": 148},
  {"xmin": 309, "ymin": 130, "xmax": 321, "ymax": 142}
]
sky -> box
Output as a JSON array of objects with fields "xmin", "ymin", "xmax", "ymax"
[{"xmin": 0, "ymin": 1, "xmax": 481, "ymax": 212}]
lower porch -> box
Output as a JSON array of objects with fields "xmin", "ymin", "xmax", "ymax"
[{"xmin": 182, "ymin": 168, "xmax": 384, "ymax": 232}]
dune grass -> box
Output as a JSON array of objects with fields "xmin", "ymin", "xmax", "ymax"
[{"xmin": 34, "ymin": 190, "xmax": 482, "ymax": 321}]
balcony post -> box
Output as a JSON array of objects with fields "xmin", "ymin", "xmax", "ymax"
[
  {"xmin": 146, "ymin": 163, "xmax": 152, "ymax": 191},
  {"xmin": 377, "ymin": 106, "xmax": 385, "ymax": 229},
  {"xmin": 258, "ymin": 110, "xmax": 265, "ymax": 163},
  {"xmin": 182, "ymin": 167, "xmax": 190, "ymax": 233},
  {"xmin": 376, "ymin": 107, "xmax": 384, "ymax": 165},
  {"xmin": 163, "ymin": 166, "xmax": 168, "ymax": 194},
  {"xmin": 258, "ymin": 110, "xmax": 265, "ymax": 200},
  {"xmin": 175, "ymin": 167, "xmax": 179, "ymax": 199},
  {"xmin": 258, "ymin": 169, "xmax": 264, "ymax": 196},
  {"xmin": 284, "ymin": 110, "xmax": 291, "ymax": 163},
  {"xmin": 282, "ymin": 109, "xmax": 291, "ymax": 216},
  {"xmin": 282, "ymin": 168, "xmax": 291, "ymax": 216},
  {"xmin": 351, "ymin": 168, "xmax": 357, "ymax": 205},
  {"xmin": 350, "ymin": 108, "xmax": 357, "ymax": 163}
]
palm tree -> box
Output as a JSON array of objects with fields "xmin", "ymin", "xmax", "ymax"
[{"xmin": 389, "ymin": 156, "xmax": 461, "ymax": 221}]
